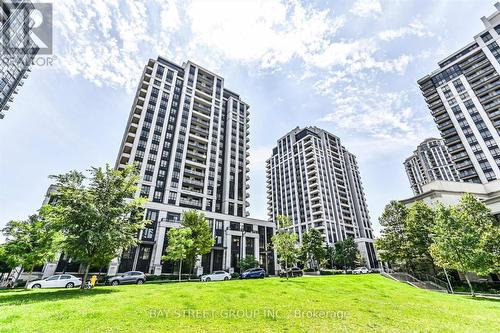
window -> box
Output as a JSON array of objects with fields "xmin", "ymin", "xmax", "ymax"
[
  {"xmin": 46, "ymin": 276, "xmax": 60, "ymax": 281},
  {"xmin": 140, "ymin": 185, "xmax": 150, "ymax": 197},
  {"xmin": 481, "ymin": 32, "xmax": 493, "ymax": 43}
]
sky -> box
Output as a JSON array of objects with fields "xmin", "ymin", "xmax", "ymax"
[{"xmin": 0, "ymin": 0, "xmax": 497, "ymax": 242}]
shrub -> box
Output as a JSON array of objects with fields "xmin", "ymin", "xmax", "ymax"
[
  {"xmin": 320, "ymin": 269, "xmax": 344, "ymax": 275},
  {"xmin": 231, "ymin": 272, "xmax": 240, "ymax": 279},
  {"xmin": 146, "ymin": 274, "xmax": 198, "ymax": 281}
]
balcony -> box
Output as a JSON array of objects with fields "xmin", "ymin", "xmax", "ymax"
[
  {"xmin": 184, "ymin": 168, "xmax": 205, "ymax": 177},
  {"xmin": 186, "ymin": 149, "xmax": 207, "ymax": 160},
  {"xmin": 182, "ymin": 177, "xmax": 204, "ymax": 187},
  {"xmin": 190, "ymin": 125, "xmax": 209, "ymax": 136},
  {"xmin": 441, "ymin": 128, "xmax": 457, "ymax": 138},
  {"xmin": 187, "ymin": 140, "xmax": 208, "ymax": 151},
  {"xmin": 189, "ymin": 131, "xmax": 209, "ymax": 143},
  {"xmin": 437, "ymin": 120, "xmax": 453, "ymax": 131},
  {"xmin": 179, "ymin": 197, "xmax": 202, "ymax": 209},
  {"xmin": 191, "ymin": 117, "xmax": 210, "ymax": 128}
]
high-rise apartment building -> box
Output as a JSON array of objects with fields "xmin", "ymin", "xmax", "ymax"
[
  {"xmin": 112, "ymin": 57, "xmax": 276, "ymax": 276},
  {"xmin": 418, "ymin": 3, "xmax": 500, "ymax": 185},
  {"xmin": 0, "ymin": 0, "xmax": 38, "ymax": 119},
  {"xmin": 266, "ymin": 127, "xmax": 378, "ymax": 268},
  {"xmin": 404, "ymin": 138, "xmax": 460, "ymax": 195}
]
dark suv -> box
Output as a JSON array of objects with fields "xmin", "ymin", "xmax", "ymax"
[
  {"xmin": 106, "ymin": 271, "xmax": 146, "ymax": 286},
  {"xmin": 240, "ymin": 267, "xmax": 265, "ymax": 279}
]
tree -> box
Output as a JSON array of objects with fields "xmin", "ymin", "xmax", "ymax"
[
  {"xmin": 272, "ymin": 215, "xmax": 298, "ymax": 280},
  {"xmin": 325, "ymin": 244, "xmax": 335, "ymax": 269},
  {"xmin": 162, "ymin": 228, "xmax": 193, "ymax": 282},
  {"xmin": 180, "ymin": 210, "xmax": 215, "ymax": 278},
  {"xmin": 334, "ymin": 238, "xmax": 359, "ymax": 272},
  {"xmin": 405, "ymin": 201, "xmax": 436, "ymax": 273},
  {"xmin": 2, "ymin": 214, "xmax": 61, "ymax": 287},
  {"xmin": 240, "ymin": 255, "xmax": 260, "ymax": 271},
  {"xmin": 430, "ymin": 194, "xmax": 499, "ymax": 296},
  {"xmin": 0, "ymin": 245, "xmax": 13, "ymax": 284},
  {"xmin": 376, "ymin": 201, "xmax": 409, "ymax": 268},
  {"xmin": 300, "ymin": 229, "xmax": 325, "ymax": 270},
  {"xmin": 41, "ymin": 164, "xmax": 147, "ymax": 288}
]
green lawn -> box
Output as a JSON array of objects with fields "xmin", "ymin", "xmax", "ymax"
[{"xmin": 0, "ymin": 275, "xmax": 499, "ymax": 332}]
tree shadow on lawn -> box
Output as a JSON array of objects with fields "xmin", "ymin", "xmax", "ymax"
[
  {"xmin": 465, "ymin": 296, "xmax": 500, "ymax": 303},
  {"xmin": 278, "ymin": 279, "xmax": 306, "ymax": 284},
  {"xmin": 0, "ymin": 289, "xmax": 31, "ymax": 293},
  {"xmin": 0, "ymin": 288, "xmax": 119, "ymax": 306}
]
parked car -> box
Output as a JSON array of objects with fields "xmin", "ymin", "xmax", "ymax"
[
  {"xmin": 201, "ymin": 270, "xmax": 231, "ymax": 282},
  {"xmin": 353, "ymin": 267, "xmax": 369, "ymax": 274},
  {"xmin": 240, "ymin": 267, "xmax": 265, "ymax": 279},
  {"xmin": 27, "ymin": 274, "xmax": 82, "ymax": 289},
  {"xmin": 279, "ymin": 267, "xmax": 303, "ymax": 278},
  {"xmin": 106, "ymin": 271, "xmax": 146, "ymax": 286}
]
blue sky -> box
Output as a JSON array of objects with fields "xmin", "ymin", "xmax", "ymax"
[{"xmin": 0, "ymin": 0, "xmax": 497, "ymax": 241}]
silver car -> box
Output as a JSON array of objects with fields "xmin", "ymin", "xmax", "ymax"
[{"xmin": 106, "ymin": 271, "xmax": 146, "ymax": 286}]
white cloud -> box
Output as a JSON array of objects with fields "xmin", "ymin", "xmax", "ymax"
[
  {"xmin": 315, "ymin": 79, "xmax": 436, "ymax": 155},
  {"xmin": 186, "ymin": 0, "xmax": 345, "ymax": 70},
  {"xmin": 54, "ymin": 0, "xmax": 183, "ymax": 90},
  {"xmin": 50, "ymin": 0, "xmax": 433, "ymax": 160},
  {"xmin": 378, "ymin": 19, "xmax": 434, "ymax": 41},
  {"xmin": 52, "ymin": 0, "xmax": 419, "ymax": 90},
  {"xmin": 350, "ymin": 0, "xmax": 382, "ymax": 18}
]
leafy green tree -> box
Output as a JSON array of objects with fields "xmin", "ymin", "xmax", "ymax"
[
  {"xmin": 0, "ymin": 245, "xmax": 13, "ymax": 283},
  {"xmin": 180, "ymin": 210, "xmax": 215, "ymax": 277},
  {"xmin": 406, "ymin": 201, "xmax": 436, "ymax": 273},
  {"xmin": 41, "ymin": 164, "xmax": 147, "ymax": 288},
  {"xmin": 430, "ymin": 194, "xmax": 499, "ymax": 296},
  {"xmin": 240, "ymin": 255, "xmax": 260, "ymax": 271},
  {"xmin": 300, "ymin": 229, "xmax": 325, "ymax": 270},
  {"xmin": 2, "ymin": 214, "xmax": 62, "ymax": 287},
  {"xmin": 272, "ymin": 215, "xmax": 298, "ymax": 280},
  {"xmin": 162, "ymin": 228, "xmax": 193, "ymax": 281},
  {"xmin": 334, "ymin": 238, "xmax": 359, "ymax": 272},
  {"xmin": 325, "ymin": 244, "xmax": 335, "ymax": 269},
  {"xmin": 376, "ymin": 201, "xmax": 409, "ymax": 268}
]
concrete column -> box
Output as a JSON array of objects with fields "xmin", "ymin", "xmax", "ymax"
[
  {"xmin": 107, "ymin": 257, "xmax": 120, "ymax": 276},
  {"xmin": 195, "ymin": 255, "xmax": 203, "ymax": 276},
  {"xmin": 42, "ymin": 254, "xmax": 60, "ymax": 278},
  {"xmin": 225, "ymin": 234, "xmax": 232, "ymax": 271},
  {"xmin": 151, "ymin": 220, "xmax": 168, "ymax": 276},
  {"xmin": 254, "ymin": 237, "xmax": 260, "ymax": 261},
  {"xmin": 241, "ymin": 235, "xmax": 247, "ymax": 259}
]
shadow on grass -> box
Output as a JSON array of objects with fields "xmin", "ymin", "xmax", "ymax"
[
  {"xmin": 0, "ymin": 289, "xmax": 31, "ymax": 293},
  {"xmin": 278, "ymin": 279, "xmax": 306, "ymax": 284},
  {"xmin": 0, "ymin": 288, "xmax": 119, "ymax": 306},
  {"xmin": 466, "ymin": 296, "xmax": 500, "ymax": 303}
]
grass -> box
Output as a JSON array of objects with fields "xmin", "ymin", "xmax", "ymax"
[{"xmin": 0, "ymin": 274, "xmax": 499, "ymax": 332}]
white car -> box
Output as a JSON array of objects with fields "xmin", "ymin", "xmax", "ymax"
[
  {"xmin": 200, "ymin": 270, "xmax": 231, "ymax": 282},
  {"xmin": 27, "ymin": 274, "xmax": 82, "ymax": 289},
  {"xmin": 352, "ymin": 267, "xmax": 369, "ymax": 274}
]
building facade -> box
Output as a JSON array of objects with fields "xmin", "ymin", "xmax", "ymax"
[
  {"xmin": 418, "ymin": 3, "xmax": 500, "ymax": 185},
  {"xmin": 404, "ymin": 138, "xmax": 460, "ymax": 195},
  {"xmin": 266, "ymin": 127, "xmax": 378, "ymax": 268},
  {"xmin": 111, "ymin": 57, "xmax": 276, "ymax": 276},
  {"xmin": 0, "ymin": 0, "xmax": 38, "ymax": 119}
]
